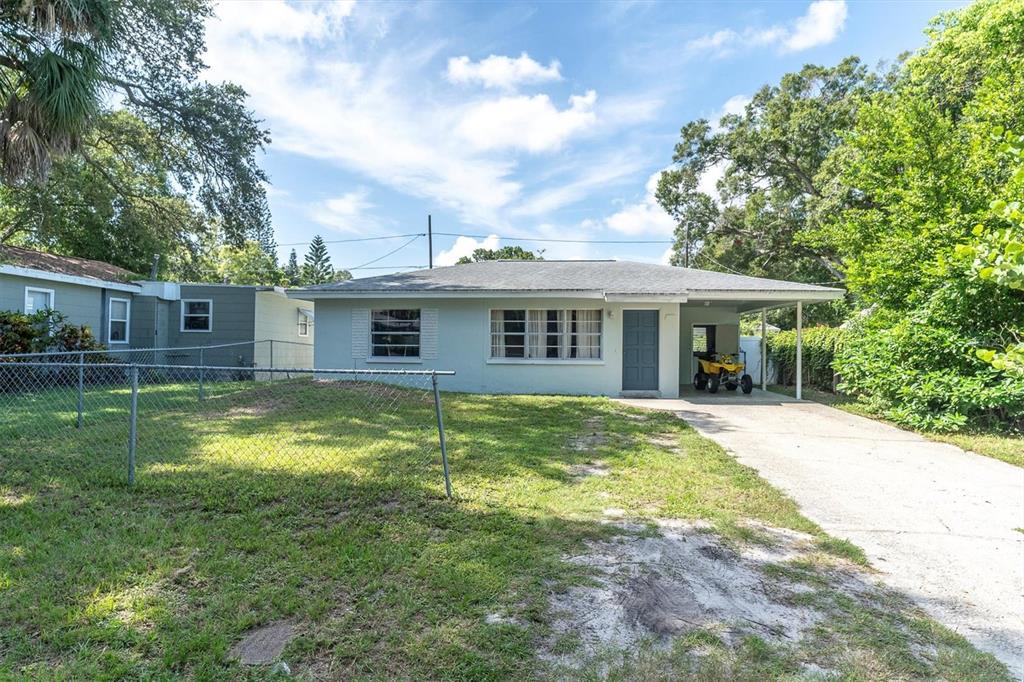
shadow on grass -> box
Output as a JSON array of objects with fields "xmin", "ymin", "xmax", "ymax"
[{"xmin": 0, "ymin": 380, "xmax": 1013, "ymax": 680}]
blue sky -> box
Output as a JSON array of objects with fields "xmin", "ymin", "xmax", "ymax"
[{"xmin": 203, "ymin": 0, "xmax": 964, "ymax": 275}]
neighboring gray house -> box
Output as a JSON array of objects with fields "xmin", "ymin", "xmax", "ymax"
[
  {"xmin": 0, "ymin": 246, "xmax": 143, "ymax": 347},
  {"xmin": 1, "ymin": 246, "xmax": 315, "ymax": 366},
  {"xmin": 289, "ymin": 260, "xmax": 843, "ymax": 398}
]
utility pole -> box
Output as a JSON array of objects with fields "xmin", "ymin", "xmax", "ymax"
[
  {"xmin": 428, "ymin": 214, "xmax": 433, "ymax": 269},
  {"xmin": 684, "ymin": 222, "xmax": 691, "ymax": 268}
]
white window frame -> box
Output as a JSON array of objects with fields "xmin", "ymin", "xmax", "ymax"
[
  {"xmin": 24, "ymin": 286, "xmax": 55, "ymax": 315},
  {"xmin": 297, "ymin": 310, "xmax": 312, "ymax": 338},
  {"xmin": 180, "ymin": 299, "xmax": 213, "ymax": 333},
  {"xmin": 368, "ymin": 309, "xmax": 421, "ymax": 361},
  {"xmin": 107, "ymin": 297, "xmax": 131, "ymax": 345},
  {"xmin": 487, "ymin": 308, "xmax": 604, "ymax": 364}
]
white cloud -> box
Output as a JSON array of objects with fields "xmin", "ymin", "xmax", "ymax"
[
  {"xmin": 513, "ymin": 151, "xmax": 649, "ymax": 217},
  {"xmin": 697, "ymin": 160, "xmax": 728, "ymax": 202},
  {"xmin": 603, "ymin": 169, "xmax": 676, "ymax": 236},
  {"xmin": 783, "ymin": 0, "xmax": 848, "ymax": 52},
  {"xmin": 204, "ymin": 2, "xmax": 523, "ymax": 228},
  {"xmin": 436, "ymin": 235, "xmax": 500, "ymax": 266},
  {"xmin": 457, "ymin": 90, "xmax": 598, "ymax": 153},
  {"xmin": 446, "ymin": 53, "xmax": 562, "ymax": 90},
  {"xmin": 687, "ymin": 1, "xmax": 846, "ymax": 57},
  {"xmin": 212, "ymin": 0, "xmax": 355, "ymax": 41},
  {"xmin": 309, "ymin": 188, "xmax": 376, "ymax": 232}
]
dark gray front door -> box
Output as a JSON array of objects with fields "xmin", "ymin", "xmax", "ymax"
[{"xmin": 622, "ymin": 310, "xmax": 659, "ymax": 391}]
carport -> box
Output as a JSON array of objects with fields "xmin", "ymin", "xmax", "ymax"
[{"xmin": 678, "ymin": 287, "xmax": 843, "ymax": 400}]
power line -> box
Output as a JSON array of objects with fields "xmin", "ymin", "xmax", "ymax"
[
  {"xmin": 276, "ymin": 231, "xmax": 423, "ymax": 246},
  {"xmin": 433, "ymin": 231, "xmax": 674, "ymax": 244},
  {"xmin": 346, "ymin": 235, "xmax": 422, "ymax": 271}
]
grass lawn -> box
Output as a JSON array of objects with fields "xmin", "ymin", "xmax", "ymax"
[
  {"xmin": 769, "ymin": 385, "xmax": 1024, "ymax": 469},
  {"xmin": 0, "ymin": 378, "xmax": 1011, "ymax": 680}
]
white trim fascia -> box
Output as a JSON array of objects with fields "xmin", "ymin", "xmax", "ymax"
[
  {"xmin": 286, "ymin": 290, "xmax": 608, "ymax": 300},
  {"xmin": 180, "ymin": 298, "xmax": 214, "ymax": 332},
  {"xmin": 2, "ymin": 264, "xmax": 140, "ymax": 293},
  {"xmin": 107, "ymin": 296, "xmax": 131, "ymax": 345},
  {"xmin": 288, "ymin": 288, "xmax": 842, "ymax": 302},
  {"xmin": 689, "ymin": 289, "xmax": 844, "ymax": 301},
  {"xmin": 604, "ymin": 293, "xmax": 689, "ymax": 302}
]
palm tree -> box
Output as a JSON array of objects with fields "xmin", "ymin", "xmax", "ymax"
[{"xmin": 0, "ymin": 1, "xmax": 110, "ymax": 182}]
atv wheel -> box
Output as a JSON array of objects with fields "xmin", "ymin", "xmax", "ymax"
[
  {"xmin": 740, "ymin": 374, "xmax": 753, "ymax": 394},
  {"xmin": 694, "ymin": 371, "xmax": 708, "ymax": 390},
  {"xmin": 707, "ymin": 375, "xmax": 720, "ymax": 393}
]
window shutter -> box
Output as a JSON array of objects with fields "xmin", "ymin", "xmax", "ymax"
[
  {"xmin": 421, "ymin": 308, "xmax": 438, "ymax": 359},
  {"xmin": 352, "ymin": 308, "xmax": 369, "ymax": 358}
]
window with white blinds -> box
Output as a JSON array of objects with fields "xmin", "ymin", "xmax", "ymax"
[{"xmin": 490, "ymin": 309, "xmax": 602, "ymax": 360}]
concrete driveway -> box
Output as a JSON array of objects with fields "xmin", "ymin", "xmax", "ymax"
[{"xmin": 618, "ymin": 390, "xmax": 1024, "ymax": 675}]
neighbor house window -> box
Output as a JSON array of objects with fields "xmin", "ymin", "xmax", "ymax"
[
  {"xmin": 108, "ymin": 298, "xmax": 130, "ymax": 344},
  {"xmin": 297, "ymin": 309, "xmax": 313, "ymax": 337},
  {"xmin": 371, "ymin": 309, "xmax": 420, "ymax": 357},
  {"xmin": 490, "ymin": 309, "xmax": 602, "ymax": 360},
  {"xmin": 24, "ymin": 287, "xmax": 54, "ymax": 315},
  {"xmin": 181, "ymin": 299, "xmax": 212, "ymax": 332}
]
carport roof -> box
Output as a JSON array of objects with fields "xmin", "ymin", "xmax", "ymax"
[{"xmin": 290, "ymin": 260, "xmax": 843, "ymax": 303}]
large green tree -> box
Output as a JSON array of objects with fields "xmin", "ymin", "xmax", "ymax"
[
  {"xmin": 215, "ymin": 240, "xmax": 283, "ymax": 286},
  {"xmin": 456, "ymin": 246, "xmax": 543, "ymax": 264},
  {"xmin": 0, "ymin": 111, "xmax": 210, "ymax": 276},
  {"xmin": 657, "ymin": 57, "xmax": 883, "ymax": 287},
  {"xmin": 824, "ymin": 0, "xmax": 1024, "ymax": 430},
  {"xmin": 0, "ymin": 0, "xmax": 271, "ymax": 248}
]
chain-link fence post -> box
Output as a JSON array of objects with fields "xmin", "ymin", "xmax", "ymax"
[
  {"xmin": 128, "ymin": 364, "xmax": 139, "ymax": 485},
  {"xmin": 198, "ymin": 347, "xmax": 205, "ymax": 401},
  {"xmin": 76, "ymin": 351, "xmax": 84, "ymax": 429},
  {"xmin": 431, "ymin": 372, "xmax": 452, "ymax": 499},
  {"xmin": 269, "ymin": 340, "xmax": 274, "ymax": 381}
]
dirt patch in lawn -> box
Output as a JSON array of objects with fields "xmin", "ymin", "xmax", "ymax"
[
  {"xmin": 229, "ymin": 621, "xmax": 295, "ymax": 665},
  {"xmin": 568, "ymin": 461, "xmax": 610, "ymax": 479},
  {"xmin": 569, "ymin": 417, "xmax": 607, "ymax": 453},
  {"xmin": 542, "ymin": 520, "xmax": 880, "ymax": 671}
]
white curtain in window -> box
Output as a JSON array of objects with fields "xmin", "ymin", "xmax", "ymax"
[
  {"xmin": 575, "ymin": 309, "xmax": 601, "ymax": 359},
  {"xmin": 527, "ymin": 310, "xmax": 544, "ymax": 358},
  {"xmin": 490, "ymin": 310, "xmax": 505, "ymax": 357}
]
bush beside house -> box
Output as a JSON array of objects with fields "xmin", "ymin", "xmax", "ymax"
[
  {"xmin": 0, "ymin": 310, "xmax": 105, "ymax": 356},
  {"xmin": 767, "ymin": 326, "xmax": 847, "ymax": 393}
]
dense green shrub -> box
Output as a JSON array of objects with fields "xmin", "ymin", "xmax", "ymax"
[
  {"xmin": 0, "ymin": 310, "xmax": 105, "ymax": 356},
  {"xmin": 767, "ymin": 326, "xmax": 847, "ymax": 392},
  {"xmin": 834, "ymin": 278, "xmax": 1024, "ymax": 432}
]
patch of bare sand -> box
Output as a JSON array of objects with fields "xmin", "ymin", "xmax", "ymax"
[
  {"xmin": 568, "ymin": 461, "xmax": 610, "ymax": 479},
  {"xmin": 569, "ymin": 417, "xmax": 607, "ymax": 453},
  {"xmin": 542, "ymin": 521, "xmax": 877, "ymax": 670}
]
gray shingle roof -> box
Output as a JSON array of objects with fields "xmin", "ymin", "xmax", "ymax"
[
  {"xmin": 0, "ymin": 245, "xmax": 139, "ymax": 283},
  {"xmin": 296, "ymin": 260, "xmax": 842, "ymax": 297}
]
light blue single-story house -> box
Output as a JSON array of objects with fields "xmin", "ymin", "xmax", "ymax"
[
  {"xmin": 288, "ymin": 260, "xmax": 843, "ymax": 398},
  {"xmin": 0, "ymin": 246, "xmax": 315, "ymax": 366}
]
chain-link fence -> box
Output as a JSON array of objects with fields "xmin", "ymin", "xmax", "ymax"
[
  {"xmin": 0, "ymin": 338, "xmax": 314, "ymax": 370},
  {"xmin": 0, "ymin": 361, "xmax": 454, "ymax": 498}
]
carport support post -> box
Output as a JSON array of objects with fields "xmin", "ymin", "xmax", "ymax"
[
  {"xmin": 760, "ymin": 309, "xmax": 767, "ymax": 391},
  {"xmin": 431, "ymin": 373, "xmax": 453, "ymax": 500},
  {"xmin": 76, "ymin": 352, "xmax": 84, "ymax": 429},
  {"xmin": 796, "ymin": 301, "xmax": 803, "ymax": 400}
]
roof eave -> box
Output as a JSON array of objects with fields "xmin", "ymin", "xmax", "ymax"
[{"xmin": 0, "ymin": 264, "xmax": 141, "ymax": 293}]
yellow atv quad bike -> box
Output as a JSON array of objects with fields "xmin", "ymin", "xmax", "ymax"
[{"xmin": 694, "ymin": 352, "xmax": 754, "ymax": 394}]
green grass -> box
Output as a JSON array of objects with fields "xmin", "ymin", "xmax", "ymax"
[
  {"xmin": 769, "ymin": 385, "xmax": 1024, "ymax": 468},
  {"xmin": 0, "ymin": 379, "xmax": 1008, "ymax": 679}
]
